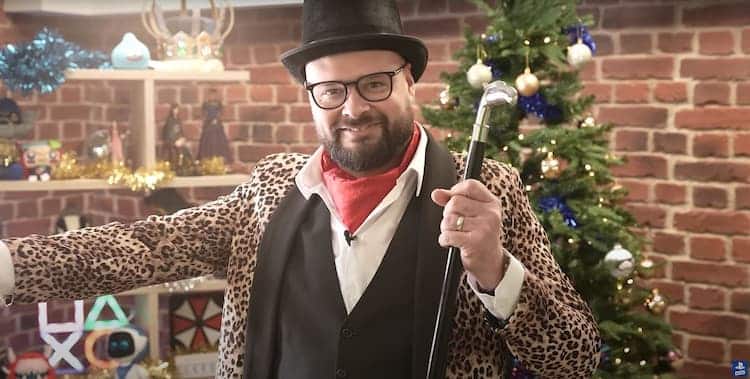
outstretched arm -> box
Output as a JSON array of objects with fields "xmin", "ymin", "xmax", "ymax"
[{"xmin": 1, "ymin": 183, "xmax": 251, "ymax": 304}]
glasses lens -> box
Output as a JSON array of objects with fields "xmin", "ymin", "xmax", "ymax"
[
  {"xmin": 358, "ymin": 73, "xmax": 392, "ymax": 101},
  {"xmin": 312, "ymin": 82, "xmax": 347, "ymax": 109}
]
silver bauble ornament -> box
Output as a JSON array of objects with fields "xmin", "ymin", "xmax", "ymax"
[
  {"xmin": 515, "ymin": 67, "xmax": 540, "ymax": 96},
  {"xmin": 567, "ymin": 39, "xmax": 593, "ymax": 67},
  {"xmin": 467, "ymin": 59, "xmax": 492, "ymax": 89},
  {"xmin": 84, "ymin": 129, "xmax": 111, "ymax": 161},
  {"xmin": 604, "ymin": 244, "xmax": 635, "ymax": 278}
]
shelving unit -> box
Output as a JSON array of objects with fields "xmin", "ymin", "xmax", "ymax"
[
  {"xmin": 1, "ymin": 68, "xmax": 249, "ymax": 360},
  {"xmin": 0, "ymin": 174, "xmax": 249, "ymax": 191}
]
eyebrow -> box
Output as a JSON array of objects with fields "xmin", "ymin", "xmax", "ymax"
[{"xmin": 305, "ymin": 62, "xmax": 407, "ymax": 86}]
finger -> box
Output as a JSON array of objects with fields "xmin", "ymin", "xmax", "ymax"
[
  {"xmin": 438, "ymin": 230, "xmax": 470, "ymax": 249},
  {"xmin": 431, "ymin": 188, "xmax": 452, "ymax": 207},
  {"xmin": 450, "ymin": 179, "xmax": 497, "ymax": 203},
  {"xmin": 440, "ymin": 214, "xmax": 477, "ymax": 233},
  {"xmin": 443, "ymin": 195, "xmax": 489, "ymax": 219}
]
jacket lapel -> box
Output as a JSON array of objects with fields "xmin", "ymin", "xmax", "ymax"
[
  {"xmin": 244, "ymin": 186, "xmax": 314, "ymax": 379},
  {"xmin": 411, "ymin": 133, "xmax": 460, "ymax": 379}
]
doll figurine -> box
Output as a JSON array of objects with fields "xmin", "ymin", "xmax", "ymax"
[
  {"xmin": 162, "ymin": 104, "xmax": 194, "ymax": 174},
  {"xmin": 197, "ymin": 89, "xmax": 232, "ymax": 163},
  {"xmin": 110, "ymin": 121, "xmax": 124, "ymax": 164}
]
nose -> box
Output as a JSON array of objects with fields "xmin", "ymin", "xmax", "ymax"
[{"xmin": 341, "ymin": 84, "xmax": 371, "ymax": 119}]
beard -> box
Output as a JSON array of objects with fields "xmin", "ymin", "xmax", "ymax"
[{"xmin": 321, "ymin": 108, "xmax": 414, "ymax": 173}]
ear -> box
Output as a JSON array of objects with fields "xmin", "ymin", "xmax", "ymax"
[{"xmin": 403, "ymin": 63, "xmax": 416, "ymax": 97}]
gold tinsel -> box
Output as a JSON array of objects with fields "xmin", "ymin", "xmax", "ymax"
[
  {"xmin": 199, "ymin": 156, "xmax": 228, "ymax": 175},
  {"xmin": 107, "ymin": 161, "xmax": 175, "ymax": 192},
  {"xmin": 51, "ymin": 152, "xmax": 84, "ymax": 179},
  {"xmin": 64, "ymin": 359, "xmax": 176, "ymax": 379}
]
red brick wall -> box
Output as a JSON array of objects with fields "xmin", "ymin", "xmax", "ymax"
[{"xmin": 1, "ymin": 0, "xmax": 748, "ymax": 376}]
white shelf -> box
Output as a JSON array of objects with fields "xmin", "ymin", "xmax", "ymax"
[
  {"xmin": 0, "ymin": 174, "xmax": 249, "ymax": 192},
  {"xmin": 4, "ymin": 0, "xmax": 302, "ymax": 16},
  {"xmin": 120, "ymin": 279, "xmax": 227, "ymax": 296},
  {"xmin": 66, "ymin": 69, "xmax": 249, "ymax": 82}
]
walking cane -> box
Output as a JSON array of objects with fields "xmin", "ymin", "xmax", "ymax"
[{"xmin": 426, "ymin": 80, "xmax": 518, "ymax": 379}]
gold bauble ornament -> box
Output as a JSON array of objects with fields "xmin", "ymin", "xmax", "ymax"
[
  {"xmin": 541, "ymin": 152, "xmax": 561, "ymax": 179},
  {"xmin": 439, "ymin": 85, "xmax": 457, "ymax": 110},
  {"xmin": 515, "ymin": 67, "xmax": 539, "ymax": 96},
  {"xmin": 644, "ymin": 288, "xmax": 667, "ymax": 315}
]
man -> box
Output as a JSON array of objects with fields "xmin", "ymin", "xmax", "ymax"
[{"xmin": 0, "ymin": 0, "xmax": 600, "ymax": 377}]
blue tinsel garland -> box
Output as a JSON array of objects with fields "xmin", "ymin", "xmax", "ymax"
[
  {"xmin": 539, "ymin": 195, "xmax": 578, "ymax": 228},
  {"xmin": 0, "ymin": 28, "xmax": 111, "ymax": 95},
  {"xmin": 517, "ymin": 93, "xmax": 563, "ymax": 122},
  {"xmin": 564, "ymin": 24, "xmax": 597, "ymax": 54}
]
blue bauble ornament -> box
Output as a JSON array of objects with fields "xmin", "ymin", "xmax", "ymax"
[
  {"xmin": 564, "ymin": 24, "xmax": 597, "ymax": 54},
  {"xmin": 111, "ymin": 33, "xmax": 150, "ymax": 70}
]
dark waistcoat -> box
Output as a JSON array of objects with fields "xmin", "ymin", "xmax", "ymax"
[{"xmin": 274, "ymin": 195, "xmax": 419, "ymax": 379}]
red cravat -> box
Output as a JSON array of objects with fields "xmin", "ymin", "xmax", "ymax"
[{"xmin": 321, "ymin": 123, "xmax": 420, "ymax": 233}]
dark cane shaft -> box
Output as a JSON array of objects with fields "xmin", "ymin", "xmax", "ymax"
[{"xmin": 426, "ymin": 139, "xmax": 485, "ymax": 379}]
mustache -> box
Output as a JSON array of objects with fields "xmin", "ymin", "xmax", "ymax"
[{"xmin": 335, "ymin": 111, "xmax": 388, "ymax": 130}]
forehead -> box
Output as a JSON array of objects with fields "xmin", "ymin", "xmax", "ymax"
[{"xmin": 305, "ymin": 50, "xmax": 404, "ymax": 82}]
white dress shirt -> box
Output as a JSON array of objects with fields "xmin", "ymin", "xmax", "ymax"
[
  {"xmin": 294, "ymin": 126, "xmax": 525, "ymax": 318},
  {"xmin": 0, "ymin": 126, "xmax": 525, "ymax": 318}
]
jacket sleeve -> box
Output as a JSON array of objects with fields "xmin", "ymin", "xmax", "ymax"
[
  {"xmin": 491, "ymin": 164, "xmax": 601, "ymax": 378},
  {"xmin": 3, "ymin": 182, "xmax": 251, "ymax": 304}
]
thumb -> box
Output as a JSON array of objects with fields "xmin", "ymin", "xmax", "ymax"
[{"xmin": 431, "ymin": 188, "xmax": 452, "ymax": 207}]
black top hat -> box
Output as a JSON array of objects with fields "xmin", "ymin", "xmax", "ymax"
[{"xmin": 281, "ymin": 0, "xmax": 428, "ymax": 84}]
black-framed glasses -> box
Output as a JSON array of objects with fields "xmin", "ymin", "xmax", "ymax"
[{"xmin": 305, "ymin": 63, "xmax": 408, "ymax": 110}]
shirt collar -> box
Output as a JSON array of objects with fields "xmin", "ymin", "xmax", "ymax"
[{"xmin": 295, "ymin": 123, "xmax": 428, "ymax": 199}]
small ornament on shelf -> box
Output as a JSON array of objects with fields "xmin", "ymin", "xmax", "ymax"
[
  {"xmin": 111, "ymin": 32, "xmax": 151, "ymax": 70},
  {"xmin": 0, "ymin": 98, "xmax": 36, "ymax": 139},
  {"xmin": 644, "ymin": 288, "xmax": 667, "ymax": 315},
  {"xmin": 20, "ymin": 139, "xmax": 61, "ymax": 181},
  {"xmin": 110, "ymin": 122, "xmax": 124, "ymax": 164},
  {"xmin": 604, "ymin": 243, "xmax": 635, "ymax": 278},
  {"xmin": 162, "ymin": 103, "xmax": 196, "ymax": 176},
  {"xmin": 197, "ymin": 89, "xmax": 232, "ymax": 163}
]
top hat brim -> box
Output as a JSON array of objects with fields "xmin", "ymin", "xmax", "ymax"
[{"xmin": 281, "ymin": 33, "xmax": 428, "ymax": 84}]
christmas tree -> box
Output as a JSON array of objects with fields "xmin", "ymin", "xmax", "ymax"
[{"xmin": 422, "ymin": 1, "xmax": 677, "ymax": 377}]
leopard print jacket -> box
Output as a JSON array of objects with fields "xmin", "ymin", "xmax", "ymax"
[{"xmin": 5, "ymin": 152, "xmax": 600, "ymax": 378}]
